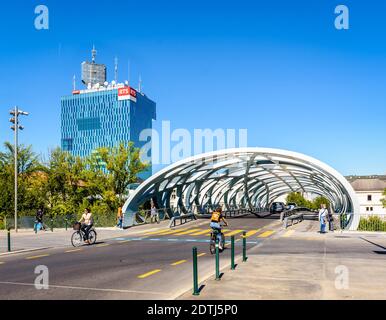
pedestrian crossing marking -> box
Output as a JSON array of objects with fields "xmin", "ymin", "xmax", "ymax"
[
  {"xmin": 173, "ymin": 229, "xmax": 202, "ymax": 236},
  {"xmin": 257, "ymin": 230, "xmax": 275, "ymax": 238},
  {"xmin": 244, "ymin": 229, "xmax": 261, "ymax": 238},
  {"xmin": 140, "ymin": 227, "xmax": 278, "ymax": 239},
  {"xmin": 190, "ymin": 229, "xmax": 211, "ymax": 236},
  {"xmin": 223, "ymin": 230, "xmax": 244, "ymax": 236},
  {"xmin": 151, "ymin": 228, "xmax": 192, "ymax": 236},
  {"xmin": 144, "ymin": 228, "xmax": 189, "ymax": 235}
]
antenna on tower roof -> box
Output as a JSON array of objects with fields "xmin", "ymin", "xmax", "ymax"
[
  {"xmin": 127, "ymin": 60, "xmax": 130, "ymax": 87},
  {"xmin": 138, "ymin": 74, "xmax": 142, "ymax": 93},
  {"xmin": 114, "ymin": 56, "xmax": 118, "ymax": 82},
  {"xmin": 91, "ymin": 45, "xmax": 97, "ymax": 63},
  {"xmin": 73, "ymin": 75, "xmax": 76, "ymax": 91}
]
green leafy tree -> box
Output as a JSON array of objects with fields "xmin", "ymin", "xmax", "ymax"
[
  {"xmin": 89, "ymin": 142, "xmax": 150, "ymax": 209},
  {"xmin": 285, "ymin": 192, "xmax": 329, "ymax": 210},
  {"xmin": 44, "ymin": 148, "xmax": 88, "ymax": 216},
  {"xmin": 0, "ymin": 142, "xmax": 42, "ymax": 217}
]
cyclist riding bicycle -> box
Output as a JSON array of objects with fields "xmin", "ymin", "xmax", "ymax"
[
  {"xmin": 78, "ymin": 208, "xmax": 94, "ymax": 244},
  {"xmin": 210, "ymin": 207, "xmax": 228, "ymax": 249}
]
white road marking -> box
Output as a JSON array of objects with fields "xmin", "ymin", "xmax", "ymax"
[{"xmin": 0, "ymin": 281, "xmax": 165, "ymax": 295}]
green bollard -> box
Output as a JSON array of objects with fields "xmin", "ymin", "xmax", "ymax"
[
  {"xmin": 231, "ymin": 235, "xmax": 235, "ymax": 270},
  {"xmin": 215, "ymin": 239, "xmax": 220, "ymax": 280},
  {"xmin": 242, "ymin": 231, "xmax": 248, "ymax": 262},
  {"xmin": 65, "ymin": 218, "xmax": 68, "ymax": 231},
  {"xmin": 7, "ymin": 228, "xmax": 11, "ymax": 252},
  {"xmin": 192, "ymin": 247, "xmax": 199, "ymax": 296}
]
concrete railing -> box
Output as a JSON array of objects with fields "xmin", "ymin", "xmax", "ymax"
[
  {"xmin": 283, "ymin": 213, "xmax": 304, "ymax": 228},
  {"xmin": 169, "ymin": 213, "xmax": 197, "ymax": 228}
]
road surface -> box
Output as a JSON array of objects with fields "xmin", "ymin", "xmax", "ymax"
[{"xmin": 0, "ymin": 216, "xmax": 281, "ymax": 299}]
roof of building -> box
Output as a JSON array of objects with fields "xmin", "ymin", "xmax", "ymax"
[{"xmin": 346, "ymin": 175, "xmax": 386, "ymax": 191}]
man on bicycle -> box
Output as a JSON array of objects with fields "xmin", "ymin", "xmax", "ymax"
[
  {"xmin": 210, "ymin": 207, "xmax": 228, "ymax": 249},
  {"xmin": 79, "ymin": 208, "xmax": 94, "ymax": 244}
]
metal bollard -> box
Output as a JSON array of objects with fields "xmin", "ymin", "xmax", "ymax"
[
  {"xmin": 231, "ymin": 235, "xmax": 235, "ymax": 270},
  {"xmin": 192, "ymin": 247, "xmax": 199, "ymax": 296},
  {"xmin": 215, "ymin": 239, "xmax": 220, "ymax": 280},
  {"xmin": 65, "ymin": 218, "xmax": 68, "ymax": 231},
  {"xmin": 242, "ymin": 231, "xmax": 248, "ymax": 262},
  {"xmin": 51, "ymin": 219, "xmax": 53, "ymax": 232},
  {"xmin": 7, "ymin": 228, "xmax": 11, "ymax": 252}
]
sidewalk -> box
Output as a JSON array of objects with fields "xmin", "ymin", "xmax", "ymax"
[
  {"xmin": 0, "ymin": 220, "xmax": 189, "ymax": 255},
  {"xmin": 179, "ymin": 220, "xmax": 386, "ymax": 300}
]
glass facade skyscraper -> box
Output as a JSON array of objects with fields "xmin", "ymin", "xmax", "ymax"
[{"xmin": 61, "ymin": 86, "xmax": 156, "ymax": 180}]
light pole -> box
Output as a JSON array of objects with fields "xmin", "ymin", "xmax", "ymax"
[{"xmin": 9, "ymin": 107, "xmax": 29, "ymax": 232}]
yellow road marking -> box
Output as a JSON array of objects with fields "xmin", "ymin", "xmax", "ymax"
[
  {"xmin": 144, "ymin": 228, "xmax": 189, "ymax": 235},
  {"xmin": 0, "ymin": 262, "xmax": 4, "ymax": 265},
  {"xmin": 152, "ymin": 228, "xmax": 191, "ymax": 236},
  {"xmin": 174, "ymin": 229, "xmax": 202, "ymax": 236},
  {"xmin": 205, "ymin": 229, "xmax": 229, "ymax": 236},
  {"xmin": 25, "ymin": 254, "xmax": 50, "ymax": 260},
  {"xmin": 96, "ymin": 243, "xmax": 110, "ymax": 248},
  {"xmin": 244, "ymin": 229, "xmax": 261, "ymax": 238},
  {"xmin": 65, "ymin": 248, "xmax": 82, "ymax": 253},
  {"xmin": 171, "ymin": 260, "xmax": 187, "ymax": 266},
  {"xmin": 258, "ymin": 230, "xmax": 275, "ymax": 238},
  {"xmin": 119, "ymin": 240, "xmax": 131, "ymax": 243},
  {"xmin": 197, "ymin": 253, "xmax": 206, "ymax": 257},
  {"xmin": 190, "ymin": 229, "xmax": 211, "ymax": 236},
  {"xmin": 283, "ymin": 230, "xmax": 295, "ymax": 238},
  {"xmin": 223, "ymin": 229, "xmax": 243, "ymax": 236},
  {"xmin": 138, "ymin": 269, "xmax": 162, "ymax": 279}
]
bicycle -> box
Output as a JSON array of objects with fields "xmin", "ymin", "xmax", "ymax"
[
  {"xmin": 71, "ymin": 222, "xmax": 97, "ymax": 247},
  {"xmin": 209, "ymin": 228, "xmax": 226, "ymax": 254}
]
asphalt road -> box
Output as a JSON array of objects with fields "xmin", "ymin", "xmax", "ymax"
[{"xmin": 0, "ymin": 216, "xmax": 280, "ymax": 299}]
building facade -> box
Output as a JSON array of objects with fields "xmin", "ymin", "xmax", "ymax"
[
  {"xmin": 347, "ymin": 175, "xmax": 386, "ymax": 215},
  {"xmin": 61, "ymin": 51, "xmax": 156, "ymax": 181}
]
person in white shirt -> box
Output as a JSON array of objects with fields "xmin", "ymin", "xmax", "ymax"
[
  {"xmin": 318, "ymin": 204, "xmax": 328, "ymax": 234},
  {"xmin": 79, "ymin": 208, "xmax": 94, "ymax": 243}
]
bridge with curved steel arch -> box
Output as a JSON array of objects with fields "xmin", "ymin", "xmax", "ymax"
[{"xmin": 123, "ymin": 148, "xmax": 360, "ymax": 230}]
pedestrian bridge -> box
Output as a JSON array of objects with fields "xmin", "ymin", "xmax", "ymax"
[{"xmin": 122, "ymin": 148, "xmax": 360, "ymax": 230}]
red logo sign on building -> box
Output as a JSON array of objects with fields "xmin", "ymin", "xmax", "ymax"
[{"xmin": 118, "ymin": 87, "xmax": 137, "ymax": 102}]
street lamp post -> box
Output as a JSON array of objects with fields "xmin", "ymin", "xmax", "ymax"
[{"xmin": 9, "ymin": 107, "xmax": 29, "ymax": 233}]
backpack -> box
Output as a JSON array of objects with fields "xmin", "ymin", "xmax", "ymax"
[{"xmin": 211, "ymin": 211, "xmax": 221, "ymax": 222}]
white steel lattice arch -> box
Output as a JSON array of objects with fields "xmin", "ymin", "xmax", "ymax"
[{"xmin": 123, "ymin": 148, "xmax": 360, "ymax": 230}]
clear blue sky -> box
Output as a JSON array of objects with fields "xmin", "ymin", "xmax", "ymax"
[{"xmin": 0, "ymin": 0, "xmax": 385, "ymax": 175}]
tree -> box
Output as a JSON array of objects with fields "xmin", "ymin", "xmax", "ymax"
[
  {"xmin": 44, "ymin": 148, "xmax": 88, "ymax": 216},
  {"xmin": 89, "ymin": 142, "xmax": 150, "ymax": 207},
  {"xmin": 285, "ymin": 192, "xmax": 329, "ymax": 210},
  {"xmin": 0, "ymin": 142, "xmax": 42, "ymax": 217},
  {"xmin": 312, "ymin": 196, "xmax": 330, "ymax": 210}
]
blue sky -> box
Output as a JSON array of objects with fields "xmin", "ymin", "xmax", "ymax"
[{"xmin": 0, "ymin": 0, "xmax": 385, "ymax": 175}]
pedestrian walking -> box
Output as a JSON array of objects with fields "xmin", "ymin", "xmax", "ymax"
[
  {"xmin": 117, "ymin": 206, "xmax": 123, "ymax": 229},
  {"xmin": 150, "ymin": 203, "xmax": 159, "ymax": 224},
  {"xmin": 35, "ymin": 208, "xmax": 45, "ymax": 231},
  {"xmin": 318, "ymin": 204, "xmax": 328, "ymax": 234},
  {"xmin": 328, "ymin": 210, "xmax": 334, "ymax": 231}
]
